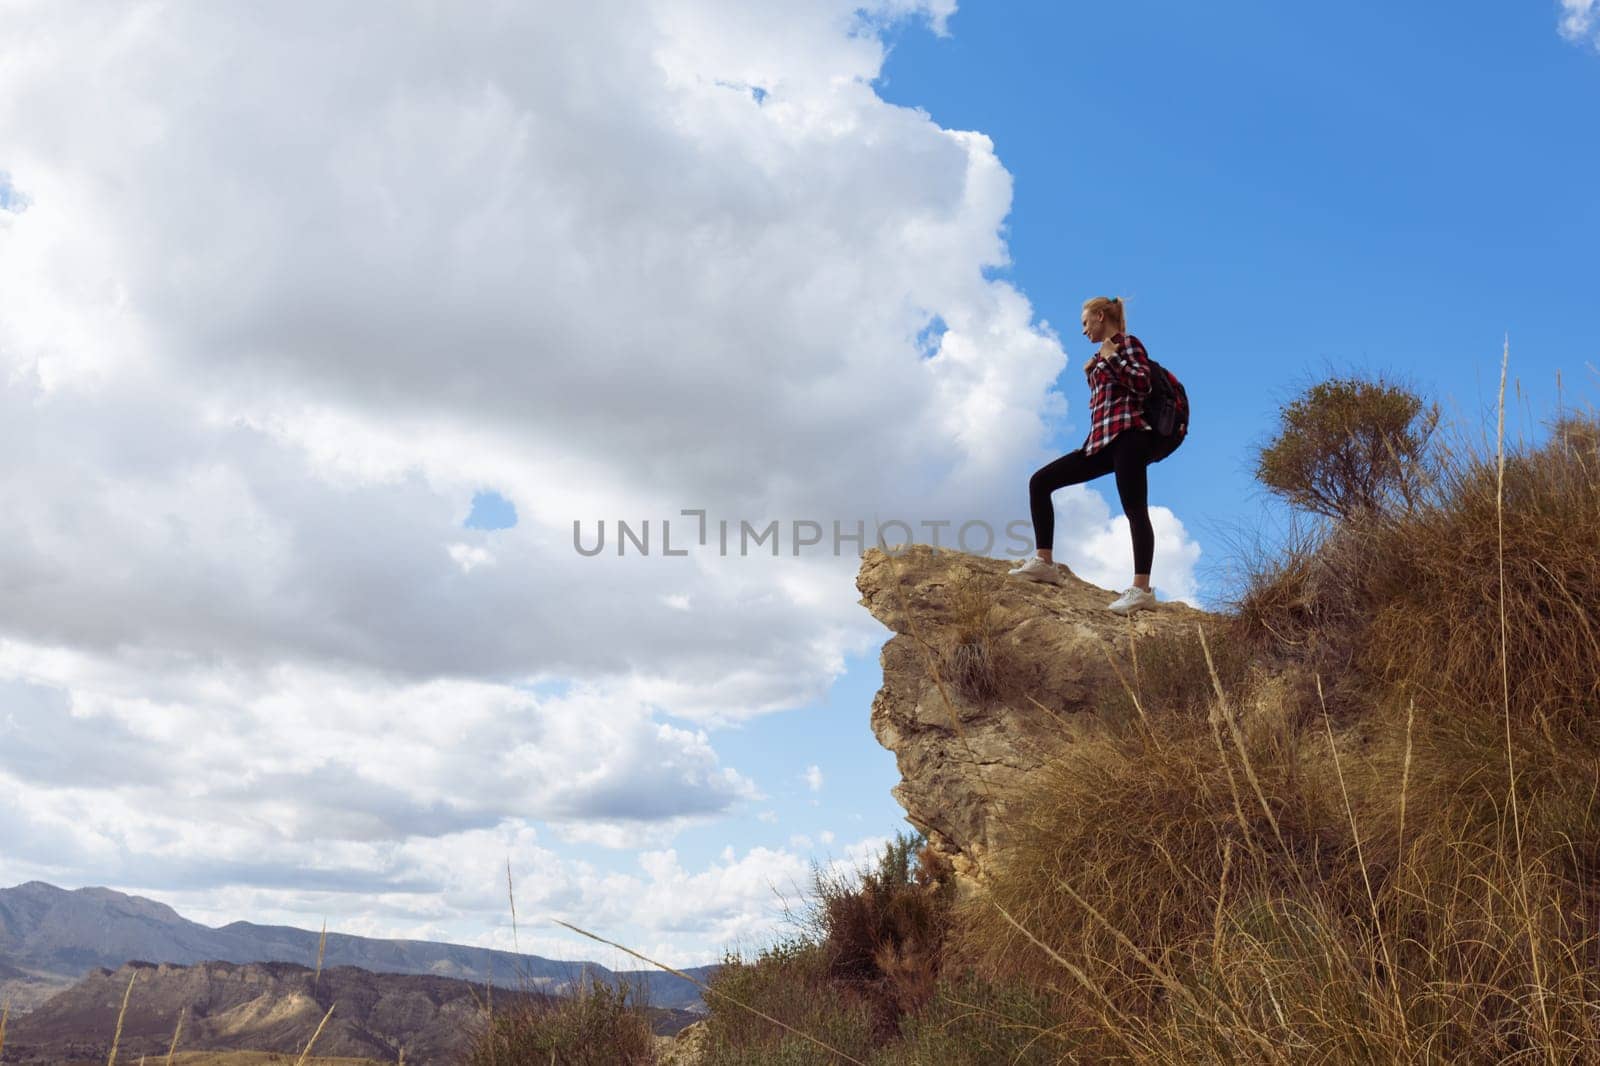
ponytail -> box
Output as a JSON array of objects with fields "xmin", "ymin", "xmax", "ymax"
[{"xmin": 1082, "ymin": 295, "xmax": 1127, "ymax": 335}]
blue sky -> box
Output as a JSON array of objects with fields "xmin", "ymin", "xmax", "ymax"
[
  {"xmin": 0, "ymin": 1, "xmax": 1595, "ymax": 971},
  {"xmin": 870, "ymin": 0, "xmax": 1600, "ymax": 603},
  {"xmin": 652, "ymin": 0, "xmax": 1600, "ymax": 944},
  {"xmin": 560, "ymin": 0, "xmax": 1600, "ymax": 958},
  {"xmin": 659, "ymin": 0, "xmax": 1600, "ymax": 852}
]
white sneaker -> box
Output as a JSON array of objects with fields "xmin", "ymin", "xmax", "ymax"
[
  {"xmin": 1008, "ymin": 554, "xmax": 1066, "ymax": 585},
  {"xmin": 1107, "ymin": 586, "xmax": 1158, "ymax": 615}
]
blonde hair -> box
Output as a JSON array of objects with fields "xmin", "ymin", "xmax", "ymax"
[{"xmin": 1082, "ymin": 295, "xmax": 1127, "ymax": 335}]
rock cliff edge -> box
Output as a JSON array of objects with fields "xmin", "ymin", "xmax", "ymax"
[{"xmin": 856, "ymin": 545, "xmax": 1221, "ymax": 894}]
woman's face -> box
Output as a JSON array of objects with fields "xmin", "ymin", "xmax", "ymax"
[{"xmin": 1080, "ymin": 309, "xmax": 1106, "ymax": 343}]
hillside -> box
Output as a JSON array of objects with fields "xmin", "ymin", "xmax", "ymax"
[
  {"xmin": 782, "ymin": 410, "xmax": 1600, "ymax": 1062},
  {"xmin": 0, "ymin": 881, "xmax": 714, "ymax": 1011},
  {"xmin": 1, "ymin": 958, "xmax": 700, "ymax": 1064}
]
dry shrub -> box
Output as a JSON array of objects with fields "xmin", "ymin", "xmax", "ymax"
[
  {"xmin": 1232, "ymin": 408, "xmax": 1600, "ymax": 740},
  {"xmin": 808, "ymin": 832, "xmax": 956, "ymax": 1037},
  {"xmin": 698, "ymin": 832, "xmax": 957, "ymax": 1062},
  {"xmin": 1359, "ymin": 412, "xmax": 1600, "ymax": 739},
  {"xmin": 698, "ymin": 937, "xmax": 880, "ymax": 1065},
  {"xmin": 878, "ymin": 969, "xmax": 1074, "ymax": 1065},
  {"xmin": 939, "ymin": 567, "xmax": 1005, "ymax": 704},
  {"xmin": 1253, "ymin": 372, "xmax": 1439, "ymax": 521},
  {"xmin": 1094, "ymin": 622, "xmax": 1256, "ymax": 726},
  {"xmin": 463, "ymin": 977, "xmax": 657, "ymax": 1066}
]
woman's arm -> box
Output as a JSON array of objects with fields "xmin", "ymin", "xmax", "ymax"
[{"xmin": 1095, "ymin": 336, "xmax": 1152, "ymax": 395}]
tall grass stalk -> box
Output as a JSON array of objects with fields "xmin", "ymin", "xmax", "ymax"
[
  {"xmin": 164, "ymin": 1005, "xmax": 185, "ymax": 1065},
  {"xmin": 506, "ymin": 858, "xmax": 521, "ymax": 955},
  {"xmin": 1100, "ymin": 643, "xmax": 1160, "ymax": 749},
  {"xmin": 983, "ymin": 896, "xmax": 1152, "ymax": 1059},
  {"xmin": 106, "ymin": 970, "xmax": 136, "ymax": 1066},
  {"xmin": 314, "ymin": 919, "xmax": 327, "ymax": 991},
  {"xmin": 293, "ymin": 1002, "xmax": 336, "ymax": 1066},
  {"xmin": 1397, "ymin": 696, "xmax": 1413, "ymax": 867},
  {"xmin": 1496, "ymin": 336, "xmax": 1557, "ymax": 1062},
  {"xmin": 1315, "ymin": 672, "xmax": 1411, "ymax": 1055},
  {"xmin": 1199, "ymin": 625, "xmax": 1296, "ymax": 878}
]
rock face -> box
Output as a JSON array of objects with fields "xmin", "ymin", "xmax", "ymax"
[
  {"xmin": 856, "ymin": 545, "xmax": 1220, "ymax": 892},
  {"xmin": 2, "ymin": 959, "xmax": 519, "ymax": 1063}
]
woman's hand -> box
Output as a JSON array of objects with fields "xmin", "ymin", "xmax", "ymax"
[{"xmin": 1085, "ymin": 338, "xmax": 1118, "ymax": 373}]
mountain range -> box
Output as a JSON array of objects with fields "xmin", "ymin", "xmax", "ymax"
[
  {"xmin": 1, "ymin": 957, "xmax": 700, "ymax": 1063},
  {"xmin": 0, "ymin": 880, "xmax": 714, "ymax": 1014}
]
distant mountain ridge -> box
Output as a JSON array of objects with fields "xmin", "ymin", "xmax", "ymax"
[
  {"xmin": 0, "ymin": 881, "xmax": 714, "ymax": 1012},
  {"xmin": 3, "ymin": 957, "xmax": 698, "ymax": 1064}
]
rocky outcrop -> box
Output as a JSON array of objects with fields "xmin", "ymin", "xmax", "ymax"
[
  {"xmin": 856, "ymin": 545, "xmax": 1220, "ymax": 893},
  {"xmin": 655, "ymin": 1018, "xmax": 710, "ymax": 1065},
  {"xmin": 2, "ymin": 959, "xmax": 524, "ymax": 1063}
]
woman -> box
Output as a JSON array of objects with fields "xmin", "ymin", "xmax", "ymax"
[{"xmin": 1008, "ymin": 295, "xmax": 1159, "ymax": 615}]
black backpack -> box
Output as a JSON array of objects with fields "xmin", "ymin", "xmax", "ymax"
[{"xmin": 1143, "ymin": 358, "xmax": 1189, "ymax": 463}]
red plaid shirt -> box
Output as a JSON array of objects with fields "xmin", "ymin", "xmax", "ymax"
[{"xmin": 1081, "ymin": 332, "xmax": 1153, "ymax": 456}]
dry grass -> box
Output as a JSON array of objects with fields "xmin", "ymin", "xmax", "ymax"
[
  {"xmin": 126, "ymin": 1049, "xmax": 376, "ymax": 1056},
  {"xmin": 461, "ymin": 973, "xmax": 662, "ymax": 1066},
  {"xmin": 1229, "ymin": 401, "xmax": 1600, "ymax": 739},
  {"xmin": 938, "ymin": 566, "xmax": 1007, "ymax": 704},
  {"xmin": 938, "ymin": 371, "xmax": 1600, "ymax": 1061}
]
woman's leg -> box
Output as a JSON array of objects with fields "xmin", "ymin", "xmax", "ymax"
[
  {"xmin": 1027, "ymin": 446, "xmax": 1115, "ymax": 560},
  {"xmin": 1111, "ymin": 430, "xmax": 1156, "ymax": 586}
]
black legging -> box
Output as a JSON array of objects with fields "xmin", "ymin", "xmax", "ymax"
[{"xmin": 1028, "ymin": 428, "xmax": 1156, "ymax": 574}]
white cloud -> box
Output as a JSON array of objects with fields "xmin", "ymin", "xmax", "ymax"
[
  {"xmin": 129, "ymin": 829, "xmax": 890, "ymax": 968},
  {"xmin": 0, "ymin": 662, "xmax": 759, "ymax": 853},
  {"xmin": 1559, "ymin": 0, "xmax": 1599, "ymax": 46},
  {"xmin": 1067, "ymin": 499, "xmax": 1203, "ymax": 605},
  {"xmin": 447, "ymin": 543, "xmax": 496, "ymax": 573},
  {"xmin": 803, "ymin": 764, "xmax": 825, "ymax": 792},
  {"xmin": 0, "ymin": 0, "xmax": 1200, "ymax": 945}
]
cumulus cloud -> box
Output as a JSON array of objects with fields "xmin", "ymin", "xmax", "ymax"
[
  {"xmin": 47, "ymin": 827, "xmax": 889, "ymax": 968},
  {"xmin": 1560, "ymin": 0, "xmax": 1598, "ymax": 46},
  {"xmin": 0, "ymin": 0, "xmax": 1201, "ymax": 951},
  {"xmin": 1067, "ymin": 497, "xmax": 1204, "ymax": 604},
  {"xmin": 0, "ymin": 659, "xmax": 760, "ymax": 843}
]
